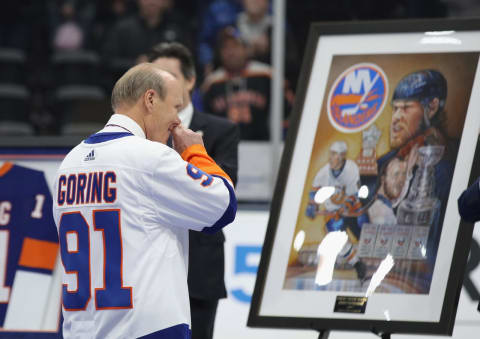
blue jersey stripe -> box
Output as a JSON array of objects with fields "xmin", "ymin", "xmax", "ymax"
[
  {"xmin": 138, "ymin": 323, "xmax": 191, "ymax": 338},
  {"xmin": 202, "ymin": 175, "xmax": 237, "ymax": 234},
  {"xmin": 17, "ymin": 266, "xmax": 54, "ymax": 275},
  {"xmin": 84, "ymin": 132, "xmax": 133, "ymax": 144}
]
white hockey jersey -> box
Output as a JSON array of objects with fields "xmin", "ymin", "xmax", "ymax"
[
  {"xmin": 312, "ymin": 159, "xmax": 360, "ymax": 211},
  {"xmin": 52, "ymin": 114, "xmax": 236, "ymax": 339}
]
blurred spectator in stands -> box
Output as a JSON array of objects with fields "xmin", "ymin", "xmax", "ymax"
[
  {"xmin": 236, "ymin": 0, "xmax": 298, "ymax": 86},
  {"xmin": 286, "ymin": 0, "xmax": 447, "ymax": 76},
  {"xmin": 102, "ymin": 0, "xmax": 191, "ymax": 88},
  {"xmin": 197, "ymin": 0, "xmax": 243, "ymax": 78},
  {"xmin": 201, "ymin": 26, "xmax": 293, "ymax": 141},
  {"xmin": 91, "ymin": 0, "xmax": 135, "ymax": 51},
  {"xmin": 47, "ymin": 0, "xmax": 96, "ymax": 51},
  {"xmin": 237, "ymin": 0, "xmax": 270, "ymax": 63},
  {"xmin": 173, "ymin": 0, "xmax": 205, "ymax": 24},
  {"xmin": 0, "ymin": 3, "xmax": 34, "ymax": 51}
]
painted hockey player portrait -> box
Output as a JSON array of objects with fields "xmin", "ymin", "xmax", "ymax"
[
  {"xmin": 249, "ymin": 21, "xmax": 480, "ymax": 337},
  {"xmin": 283, "ymin": 52, "xmax": 478, "ymax": 294}
]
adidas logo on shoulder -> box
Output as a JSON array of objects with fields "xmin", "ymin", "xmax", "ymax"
[{"xmin": 84, "ymin": 149, "xmax": 96, "ymax": 161}]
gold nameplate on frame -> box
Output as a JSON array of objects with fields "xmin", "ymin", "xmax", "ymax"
[{"xmin": 334, "ymin": 296, "xmax": 368, "ymax": 314}]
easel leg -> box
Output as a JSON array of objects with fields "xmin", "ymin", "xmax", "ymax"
[
  {"xmin": 317, "ymin": 329, "xmax": 330, "ymax": 339},
  {"xmin": 371, "ymin": 329, "xmax": 392, "ymax": 339}
]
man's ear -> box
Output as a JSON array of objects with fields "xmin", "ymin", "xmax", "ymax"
[
  {"xmin": 427, "ymin": 98, "xmax": 440, "ymax": 119},
  {"xmin": 186, "ymin": 76, "xmax": 196, "ymax": 92},
  {"xmin": 144, "ymin": 89, "xmax": 156, "ymax": 112}
]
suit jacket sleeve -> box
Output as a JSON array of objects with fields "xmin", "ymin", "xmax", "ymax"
[
  {"xmin": 210, "ymin": 121, "xmax": 239, "ymax": 186},
  {"xmin": 458, "ymin": 178, "xmax": 480, "ymax": 223},
  {"xmin": 187, "ymin": 112, "xmax": 239, "ymax": 300}
]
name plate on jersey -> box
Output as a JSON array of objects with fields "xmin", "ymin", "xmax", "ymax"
[{"xmin": 333, "ymin": 296, "xmax": 367, "ymax": 314}]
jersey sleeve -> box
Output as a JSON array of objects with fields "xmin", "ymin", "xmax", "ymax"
[
  {"xmin": 181, "ymin": 144, "xmax": 233, "ymax": 185},
  {"xmin": 148, "ymin": 144, "xmax": 237, "ymax": 234},
  {"xmin": 19, "ymin": 171, "xmax": 59, "ymax": 273}
]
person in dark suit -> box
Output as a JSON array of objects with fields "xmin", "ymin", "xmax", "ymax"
[
  {"xmin": 458, "ymin": 177, "xmax": 480, "ymax": 223},
  {"xmin": 148, "ymin": 42, "xmax": 239, "ymax": 339}
]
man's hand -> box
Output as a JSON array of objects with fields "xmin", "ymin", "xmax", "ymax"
[{"xmin": 171, "ymin": 124, "xmax": 204, "ymax": 154}]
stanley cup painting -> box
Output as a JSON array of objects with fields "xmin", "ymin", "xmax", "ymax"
[{"xmin": 283, "ymin": 53, "xmax": 478, "ymax": 295}]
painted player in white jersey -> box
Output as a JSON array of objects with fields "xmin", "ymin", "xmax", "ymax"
[
  {"xmin": 311, "ymin": 141, "xmax": 360, "ymax": 213},
  {"xmin": 306, "ymin": 141, "xmax": 367, "ymax": 282},
  {"xmin": 52, "ymin": 63, "xmax": 236, "ymax": 339}
]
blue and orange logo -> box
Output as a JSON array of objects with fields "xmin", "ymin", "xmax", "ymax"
[{"xmin": 327, "ymin": 63, "xmax": 388, "ymax": 133}]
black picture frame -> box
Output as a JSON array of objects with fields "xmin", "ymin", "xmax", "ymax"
[{"xmin": 248, "ymin": 18, "xmax": 480, "ymax": 336}]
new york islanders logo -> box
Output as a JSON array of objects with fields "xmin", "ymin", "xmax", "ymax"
[{"xmin": 327, "ymin": 63, "xmax": 388, "ymax": 133}]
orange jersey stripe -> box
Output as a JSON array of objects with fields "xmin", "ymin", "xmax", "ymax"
[
  {"xmin": 0, "ymin": 162, "xmax": 13, "ymax": 177},
  {"xmin": 19, "ymin": 237, "xmax": 59, "ymax": 271},
  {"xmin": 181, "ymin": 144, "xmax": 232, "ymax": 184}
]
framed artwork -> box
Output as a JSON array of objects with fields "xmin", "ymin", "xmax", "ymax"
[
  {"xmin": 248, "ymin": 19, "xmax": 480, "ymax": 335},
  {"xmin": 0, "ymin": 137, "xmax": 76, "ymax": 338}
]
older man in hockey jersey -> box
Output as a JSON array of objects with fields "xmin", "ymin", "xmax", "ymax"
[{"xmin": 53, "ymin": 63, "xmax": 236, "ymax": 339}]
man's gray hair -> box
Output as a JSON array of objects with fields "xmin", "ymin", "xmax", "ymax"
[{"xmin": 111, "ymin": 63, "xmax": 167, "ymax": 111}]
